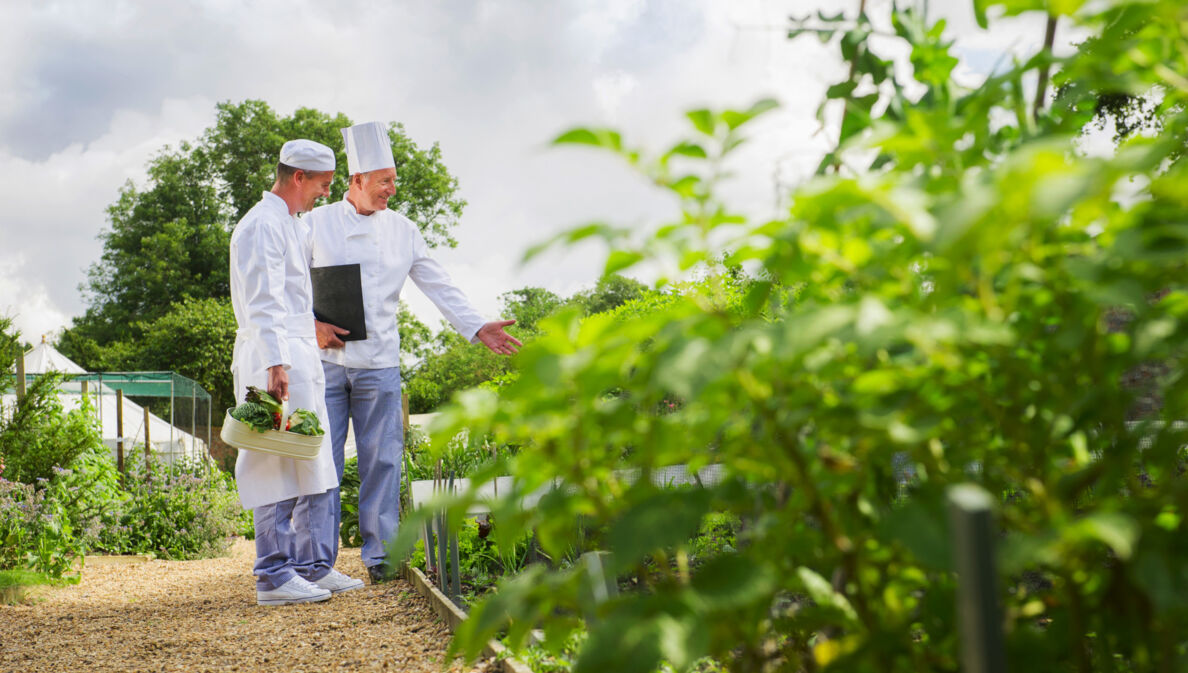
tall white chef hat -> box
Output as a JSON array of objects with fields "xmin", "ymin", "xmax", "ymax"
[
  {"xmin": 278, "ymin": 139, "xmax": 336, "ymax": 172},
  {"xmin": 341, "ymin": 121, "xmax": 396, "ymax": 175}
]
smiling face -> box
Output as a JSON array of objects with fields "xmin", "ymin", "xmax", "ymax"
[
  {"xmin": 296, "ymin": 170, "xmax": 335, "ymax": 213},
  {"xmin": 348, "ymin": 168, "xmax": 397, "ymax": 215}
]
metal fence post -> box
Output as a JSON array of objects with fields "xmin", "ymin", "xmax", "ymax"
[
  {"xmin": 448, "ymin": 471, "xmax": 461, "ymax": 604},
  {"xmin": 144, "ymin": 406, "xmax": 152, "ymax": 479},
  {"xmin": 948, "ymin": 484, "xmax": 1007, "ymax": 673}
]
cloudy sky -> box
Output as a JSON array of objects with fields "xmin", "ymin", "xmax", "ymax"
[{"xmin": 0, "ymin": 0, "xmax": 1073, "ymax": 341}]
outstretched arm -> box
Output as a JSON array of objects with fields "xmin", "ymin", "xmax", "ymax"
[{"xmin": 475, "ymin": 320, "xmax": 523, "ymax": 355}]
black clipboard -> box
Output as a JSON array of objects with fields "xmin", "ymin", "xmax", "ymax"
[{"xmin": 310, "ymin": 264, "xmax": 368, "ymax": 341}]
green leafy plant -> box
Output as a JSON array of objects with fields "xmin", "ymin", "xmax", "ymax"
[
  {"xmin": 0, "ymin": 476, "xmax": 86, "ymax": 581},
  {"xmin": 93, "ymin": 455, "xmax": 245, "ymax": 560},
  {"xmin": 229, "ymin": 401, "xmax": 272, "ymax": 432},
  {"xmin": 398, "ymin": 2, "xmax": 1188, "ymax": 672},
  {"xmin": 340, "ymin": 455, "xmax": 363, "ymax": 548}
]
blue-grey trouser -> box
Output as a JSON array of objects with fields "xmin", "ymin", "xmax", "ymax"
[
  {"xmin": 315, "ymin": 362, "xmax": 403, "ymax": 569},
  {"xmin": 252, "ymin": 490, "xmax": 336, "ymax": 590}
]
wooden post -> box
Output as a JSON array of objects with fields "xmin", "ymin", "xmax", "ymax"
[
  {"xmin": 948, "ymin": 484, "xmax": 1006, "ymax": 673},
  {"xmin": 144, "ymin": 407, "xmax": 152, "ymax": 469},
  {"xmin": 402, "ymin": 393, "xmax": 410, "ymax": 435},
  {"xmin": 116, "ymin": 389, "xmax": 125, "ymax": 476},
  {"xmin": 14, "ymin": 350, "xmax": 26, "ymax": 402},
  {"xmin": 1033, "ymin": 15, "xmax": 1058, "ymax": 122}
]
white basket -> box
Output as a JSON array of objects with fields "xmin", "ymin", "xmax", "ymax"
[{"xmin": 220, "ymin": 409, "xmax": 322, "ymax": 460}]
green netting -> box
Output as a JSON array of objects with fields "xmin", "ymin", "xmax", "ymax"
[
  {"xmin": 65, "ymin": 371, "xmax": 211, "ymax": 400},
  {"xmin": 54, "ymin": 371, "xmax": 213, "ymax": 464}
]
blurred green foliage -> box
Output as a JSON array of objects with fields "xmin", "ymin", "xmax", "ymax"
[{"xmin": 401, "ymin": 2, "xmax": 1188, "ymax": 671}]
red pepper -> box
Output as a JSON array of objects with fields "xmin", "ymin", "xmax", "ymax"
[{"xmin": 273, "ymin": 411, "xmax": 282, "ymax": 430}]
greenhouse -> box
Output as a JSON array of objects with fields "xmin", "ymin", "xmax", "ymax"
[{"xmin": 6, "ymin": 341, "xmax": 211, "ymax": 465}]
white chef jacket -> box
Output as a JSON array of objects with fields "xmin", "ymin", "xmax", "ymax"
[
  {"xmin": 229, "ymin": 192, "xmax": 337, "ymax": 510},
  {"xmin": 305, "ymin": 198, "xmax": 486, "ymax": 369}
]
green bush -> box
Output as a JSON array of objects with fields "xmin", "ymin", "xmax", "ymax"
[
  {"xmin": 93, "ymin": 456, "xmax": 246, "ymax": 559},
  {"xmin": 406, "ymin": 2, "xmax": 1188, "ymax": 672},
  {"xmin": 0, "ymin": 477, "xmax": 85, "ymax": 580},
  {"xmin": 0, "ymin": 374, "xmax": 105, "ymax": 484}
]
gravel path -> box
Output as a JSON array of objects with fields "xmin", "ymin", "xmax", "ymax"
[{"xmin": 0, "ymin": 539, "xmax": 492, "ymax": 673}]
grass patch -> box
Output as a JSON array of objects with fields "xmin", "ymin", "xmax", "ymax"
[{"xmin": 0, "ymin": 568, "xmax": 56, "ymax": 605}]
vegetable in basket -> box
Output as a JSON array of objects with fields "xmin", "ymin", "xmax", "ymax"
[
  {"xmin": 229, "ymin": 401, "xmax": 275, "ymax": 433},
  {"xmin": 229, "ymin": 386, "xmax": 325, "ymax": 436},
  {"xmin": 284, "ymin": 409, "xmax": 324, "ymax": 436},
  {"xmin": 245, "ymin": 386, "xmax": 283, "ymax": 430}
]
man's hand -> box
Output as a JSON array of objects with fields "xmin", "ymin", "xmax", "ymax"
[
  {"xmin": 475, "ymin": 320, "xmax": 523, "ymax": 355},
  {"xmin": 315, "ymin": 320, "xmax": 350, "ymax": 349},
  {"xmin": 267, "ymin": 364, "xmax": 289, "ymax": 401}
]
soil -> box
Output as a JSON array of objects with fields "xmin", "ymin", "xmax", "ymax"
[{"xmin": 0, "ymin": 539, "xmax": 494, "ymax": 673}]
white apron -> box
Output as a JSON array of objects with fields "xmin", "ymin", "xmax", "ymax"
[
  {"xmin": 231, "ymin": 317, "xmax": 337, "ymax": 510},
  {"xmin": 229, "ymin": 193, "xmax": 338, "ymax": 510}
]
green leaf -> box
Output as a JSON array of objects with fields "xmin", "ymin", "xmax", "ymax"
[
  {"xmin": 796, "ymin": 567, "xmax": 858, "ymax": 624},
  {"xmin": 664, "ymin": 141, "xmax": 708, "ymax": 160},
  {"xmin": 552, "ymin": 127, "xmax": 623, "ymax": 151},
  {"xmin": 608, "ymin": 489, "xmax": 712, "ymax": 571},
  {"xmin": 826, "ymin": 81, "xmax": 859, "ymax": 99},
  {"xmin": 690, "ymin": 554, "xmax": 775, "ymax": 609},
  {"xmin": 686, "ymin": 109, "xmax": 716, "ymax": 135},
  {"xmin": 604, "ymin": 250, "xmax": 644, "ymax": 275},
  {"xmin": 879, "ymin": 499, "xmax": 954, "ymax": 571},
  {"xmin": 670, "ymin": 174, "xmax": 702, "ymax": 199},
  {"xmin": 1071, "ymin": 512, "xmax": 1140, "ymax": 561},
  {"xmin": 721, "ymin": 98, "xmax": 780, "ymax": 130}
]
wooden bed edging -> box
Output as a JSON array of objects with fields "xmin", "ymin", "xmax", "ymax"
[{"xmin": 401, "ymin": 563, "xmax": 534, "ymax": 673}]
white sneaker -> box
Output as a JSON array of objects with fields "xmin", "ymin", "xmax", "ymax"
[
  {"xmin": 257, "ymin": 576, "xmax": 332, "ymax": 606},
  {"xmin": 312, "ymin": 568, "xmax": 365, "ymax": 594}
]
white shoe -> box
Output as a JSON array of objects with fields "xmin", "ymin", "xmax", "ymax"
[
  {"xmin": 313, "ymin": 568, "xmax": 365, "ymax": 594},
  {"xmin": 257, "ymin": 576, "xmax": 332, "ymax": 606}
]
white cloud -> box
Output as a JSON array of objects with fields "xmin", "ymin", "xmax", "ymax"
[
  {"xmin": 0, "ymin": 256, "xmax": 71, "ymax": 343},
  {"xmin": 593, "ymin": 71, "xmax": 640, "ymax": 121},
  {"xmin": 0, "ymin": 0, "xmax": 1078, "ymax": 339}
]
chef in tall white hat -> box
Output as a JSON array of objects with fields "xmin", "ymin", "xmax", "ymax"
[
  {"xmin": 303, "ymin": 122, "xmax": 522, "ymax": 583},
  {"xmin": 229, "ymin": 138, "xmax": 365, "ymax": 605}
]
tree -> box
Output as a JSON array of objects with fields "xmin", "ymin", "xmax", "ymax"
[
  {"xmin": 499, "ymin": 287, "xmax": 564, "ymax": 334},
  {"xmin": 571, "ymin": 274, "xmax": 648, "ymax": 316},
  {"xmin": 404, "ymin": 330, "xmax": 516, "ymax": 413},
  {"xmin": 1054, "ymin": 27, "xmax": 1167, "ymax": 145},
  {"xmin": 398, "ymin": 301, "xmax": 434, "ymax": 365},
  {"xmin": 413, "ymin": 2, "xmax": 1188, "ymax": 671},
  {"xmin": 68, "ymin": 144, "xmax": 228, "ymax": 351},
  {"xmin": 0, "ymin": 316, "xmax": 21, "ymax": 369},
  {"xmin": 105, "ymin": 297, "xmax": 238, "ymax": 414}
]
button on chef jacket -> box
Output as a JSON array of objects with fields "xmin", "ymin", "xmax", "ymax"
[
  {"xmin": 306, "ymin": 198, "xmax": 486, "ymax": 369},
  {"xmin": 229, "ymin": 192, "xmax": 338, "ymax": 510}
]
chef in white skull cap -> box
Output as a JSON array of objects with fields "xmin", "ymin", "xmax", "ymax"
[
  {"xmin": 229, "ymin": 139, "xmax": 365, "ymax": 605},
  {"xmin": 304, "ymin": 121, "xmax": 521, "ymax": 583}
]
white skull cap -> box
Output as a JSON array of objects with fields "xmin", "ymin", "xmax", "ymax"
[{"xmin": 278, "ymin": 139, "xmax": 336, "ymax": 172}]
